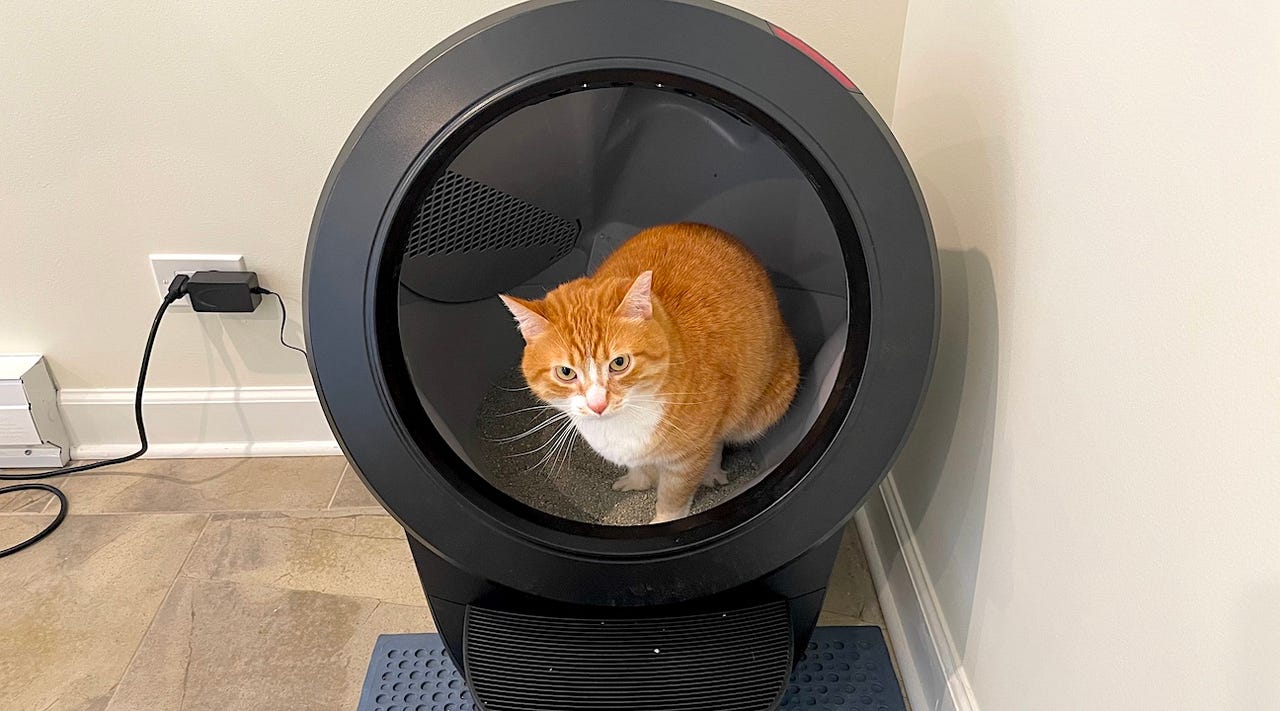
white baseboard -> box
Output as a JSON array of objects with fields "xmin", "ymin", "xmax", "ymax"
[
  {"xmin": 58, "ymin": 386, "xmax": 341, "ymax": 459},
  {"xmin": 855, "ymin": 472, "xmax": 979, "ymax": 711}
]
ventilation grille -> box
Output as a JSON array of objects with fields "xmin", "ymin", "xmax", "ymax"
[
  {"xmin": 464, "ymin": 601, "xmax": 793, "ymax": 711},
  {"xmin": 404, "ymin": 170, "xmax": 578, "ymax": 261}
]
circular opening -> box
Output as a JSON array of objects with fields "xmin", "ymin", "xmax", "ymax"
[{"xmin": 378, "ymin": 70, "xmax": 870, "ymax": 540}]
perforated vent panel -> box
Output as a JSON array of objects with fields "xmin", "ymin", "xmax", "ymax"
[
  {"xmin": 405, "ymin": 171, "xmax": 578, "ymax": 261},
  {"xmin": 357, "ymin": 627, "xmax": 906, "ymax": 711},
  {"xmin": 783, "ymin": 627, "xmax": 907, "ymax": 711},
  {"xmin": 463, "ymin": 601, "xmax": 793, "ymax": 711},
  {"xmin": 358, "ymin": 634, "xmax": 476, "ymax": 711}
]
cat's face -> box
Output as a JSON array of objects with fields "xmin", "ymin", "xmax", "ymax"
[{"xmin": 500, "ymin": 271, "xmax": 669, "ymax": 420}]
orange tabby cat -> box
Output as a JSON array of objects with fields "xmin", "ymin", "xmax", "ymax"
[{"xmin": 499, "ymin": 223, "xmax": 799, "ymax": 523}]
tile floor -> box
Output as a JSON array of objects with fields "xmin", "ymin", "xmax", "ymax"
[{"xmin": 0, "ymin": 457, "xmax": 892, "ymax": 711}]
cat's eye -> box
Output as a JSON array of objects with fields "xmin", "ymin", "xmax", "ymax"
[
  {"xmin": 553, "ymin": 365, "xmax": 577, "ymax": 382},
  {"xmin": 609, "ymin": 355, "xmax": 631, "ymax": 372}
]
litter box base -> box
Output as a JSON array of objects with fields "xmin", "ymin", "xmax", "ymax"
[
  {"xmin": 357, "ymin": 627, "xmax": 906, "ymax": 711},
  {"xmin": 409, "ymin": 522, "xmax": 849, "ymax": 686}
]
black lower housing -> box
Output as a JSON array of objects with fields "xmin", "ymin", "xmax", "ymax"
[{"xmin": 408, "ymin": 532, "xmax": 842, "ymax": 711}]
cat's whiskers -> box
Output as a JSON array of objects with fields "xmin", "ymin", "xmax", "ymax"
[
  {"xmin": 505, "ymin": 420, "xmax": 573, "ymax": 458},
  {"xmin": 488, "ymin": 411, "xmax": 571, "ymax": 443},
  {"xmin": 522, "ymin": 420, "xmax": 577, "ymax": 474},
  {"xmin": 541, "ymin": 423, "xmax": 575, "ymax": 475},
  {"xmin": 550, "ymin": 426, "xmax": 579, "ymax": 480},
  {"xmin": 565, "ymin": 431, "xmax": 578, "ymax": 472},
  {"xmin": 493, "ymin": 403, "xmax": 556, "ymax": 418},
  {"xmin": 544, "ymin": 421, "xmax": 571, "ymax": 472}
]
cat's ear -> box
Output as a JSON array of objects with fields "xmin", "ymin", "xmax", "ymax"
[
  {"xmin": 499, "ymin": 294, "xmax": 549, "ymax": 341},
  {"xmin": 616, "ymin": 271, "xmax": 653, "ymax": 321}
]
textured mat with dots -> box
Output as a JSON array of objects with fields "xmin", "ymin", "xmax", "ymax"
[{"xmin": 357, "ymin": 626, "xmax": 906, "ymax": 711}]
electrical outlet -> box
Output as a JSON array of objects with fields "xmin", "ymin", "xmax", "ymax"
[{"xmin": 148, "ymin": 254, "xmax": 246, "ymax": 308}]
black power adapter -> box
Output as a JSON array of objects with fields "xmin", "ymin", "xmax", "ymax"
[
  {"xmin": 184, "ymin": 271, "xmax": 306, "ymax": 357},
  {"xmin": 186, "ymin": 271, "xmax": 262, "ymax": 312}
]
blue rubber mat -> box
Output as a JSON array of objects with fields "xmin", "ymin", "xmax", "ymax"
[{"xmin": 357, "ymin": 626, "xmax": 905, "ymax": 711}]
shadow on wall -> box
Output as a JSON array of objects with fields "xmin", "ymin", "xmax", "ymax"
[
  {"xmin": 877, "ymin": 86, "xmax": 1016, "ymax": 660},
  {"xmin": 186, "ymin": 303, "xmax": 307, "ymax": 448},
  {"xmin": 196, "ymin": 301, "xmax": 305, "ymax": 379},
  {"xmin": 888, "ymin": 247, "xmax": 999, "ymax": 655}
]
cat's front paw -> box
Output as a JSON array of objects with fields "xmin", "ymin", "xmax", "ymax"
[
  {"xmin": 612, "ymin": 470, "xmax": 653, "ymax": 492},
  {"xmin": 700, "ymin": 468, "xmax": 729, "ymax": 488}
]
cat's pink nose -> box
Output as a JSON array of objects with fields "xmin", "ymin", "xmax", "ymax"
[{"xmin": 585, "ymin": 388, "xmax": 609, "ymax": 415}]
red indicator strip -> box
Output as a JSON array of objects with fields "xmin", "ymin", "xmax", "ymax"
[{"xmin": 768, "ymin": 23, "xmax": 859, "ymax": 92}]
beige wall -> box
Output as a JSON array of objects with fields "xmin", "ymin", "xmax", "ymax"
[
  {"xmin": 888, "ymin": 0, "xmax": 1280, "ymax": 708},
  {"xmin": 0, "ymin": 1, "xmax": 906, "ymax": 392}
]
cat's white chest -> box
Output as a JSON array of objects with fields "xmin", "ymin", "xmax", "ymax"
[{"xmin": 572, "ymin": 404, "xmax": 664, "ymax": 468}]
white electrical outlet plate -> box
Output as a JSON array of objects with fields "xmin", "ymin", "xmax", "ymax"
[{"xmin": 149, "ymin": 254, "xmax": 246, "ymax": 308}]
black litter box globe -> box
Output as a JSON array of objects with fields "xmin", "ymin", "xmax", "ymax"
[{"xmin": 304, "ymin": 1, "xmax": 937, "ymax": 709}]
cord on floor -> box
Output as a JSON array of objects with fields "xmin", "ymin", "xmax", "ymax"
[
  {"xmin": 0, "ymin": 277, "xmax": 306, "ymax": 558},
  {"xmin": 0, "ymin": 274, "xmax": 190, "ymax": 558}
]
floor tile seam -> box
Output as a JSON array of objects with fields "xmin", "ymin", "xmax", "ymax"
[
  {"xmin": 325, "ymin": 464, "xmax": 350, "ymax": 511},
  {"xmin": 104, "ymin": 512, "xmax": 213, "ymax": 711}
]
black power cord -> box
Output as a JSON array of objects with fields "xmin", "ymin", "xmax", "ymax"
[
  {"xmin": 253, "ymin": 288, "xmax": 308, "ymax": 359},
  {"xmin": 0, "ymin": 275, "xmax": 191, "ymax": 558}
]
